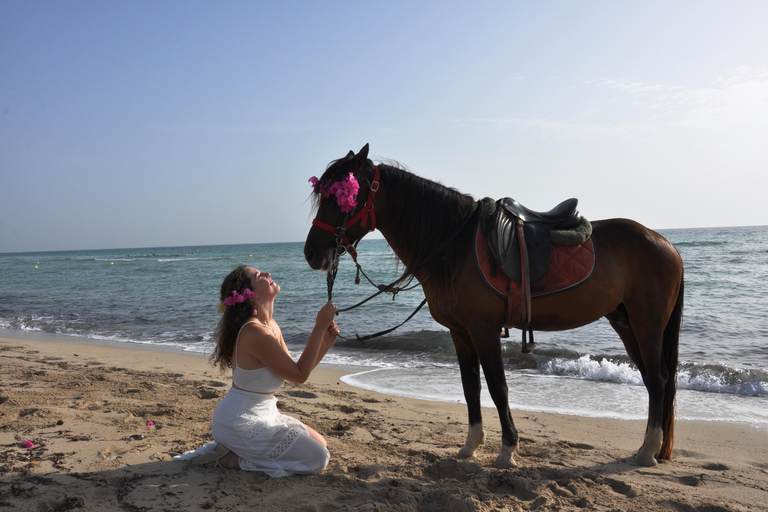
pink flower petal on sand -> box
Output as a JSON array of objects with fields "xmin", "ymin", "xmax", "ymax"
[{"xmin": 23, "ymin": 440, "xmax": 35, "ymax": 448}]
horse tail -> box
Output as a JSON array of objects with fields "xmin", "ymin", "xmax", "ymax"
[{"xmin": 659, "ymin": 272, "xmax": 684, "ymax": 460}]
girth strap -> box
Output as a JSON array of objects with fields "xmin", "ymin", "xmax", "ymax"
[{"xmin": 508, "ymin": 218, "xmax": 535, "ymax": 353}]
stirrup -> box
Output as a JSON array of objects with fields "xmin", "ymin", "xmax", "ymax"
[{"xmin": 521, "ymin": 323, "xmax": 535, "ymax": 353}]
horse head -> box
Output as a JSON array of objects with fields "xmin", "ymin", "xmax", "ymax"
[{"xmin": 304, "ymin": 143, "xmax": 379, "ymax": 271}]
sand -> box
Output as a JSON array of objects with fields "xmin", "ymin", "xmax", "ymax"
[{"xmin": 1, "ymin": 336, "xmax": 767, "ymax": 511}]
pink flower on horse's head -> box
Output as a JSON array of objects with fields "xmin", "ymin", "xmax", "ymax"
[
  {"xmin": 327, "ymin": 173, "xmax": 360, "ymax": 212},
  {"xmin": 309, "ymin": 173, "xmax": 360, "ymax": 212}
]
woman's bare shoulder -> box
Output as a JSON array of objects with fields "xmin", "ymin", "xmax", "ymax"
[{"xmin": 239, "ymin": 321, "xmax": 279, "ymax": 346}]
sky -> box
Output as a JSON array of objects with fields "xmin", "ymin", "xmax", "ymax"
[{"xmin": 1, "ymin": 1, "xmax": 767, "ymax": 253}]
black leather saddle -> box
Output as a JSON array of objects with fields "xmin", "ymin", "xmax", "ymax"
[{"xmin": 482, "ymin": 197, "xmax": 584, "ymax": 283}]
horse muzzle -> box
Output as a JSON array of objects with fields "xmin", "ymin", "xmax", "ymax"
[{"xmin": 303, "ymin": 244, "xmax": 337, "ymax": 272}]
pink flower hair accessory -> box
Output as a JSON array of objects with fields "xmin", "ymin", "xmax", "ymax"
[
  {"xmin": 309, "ymin": 172, "xmax": 360, "ymax": 213},
  {"xmin": 223, "ymin": 288, "xmax": 256, "ymax": 307}
]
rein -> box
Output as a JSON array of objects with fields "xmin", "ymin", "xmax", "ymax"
[{"xmin": 314, "ymin": 166, "xmax": 480, "ymax": 341}]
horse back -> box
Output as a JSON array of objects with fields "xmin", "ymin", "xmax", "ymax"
[{"xmin": 591, "ymin": 218, "xmax": 682, "ymax": 271}]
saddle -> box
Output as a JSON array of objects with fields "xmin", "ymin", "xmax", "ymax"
[{"xmin": 480, "ymin": 197, "xmax": 593, "ymax": 353}]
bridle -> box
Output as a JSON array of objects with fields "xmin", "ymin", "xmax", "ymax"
[{"xmin": 311, "ymin": 165, "xmax": 380, "ymax": 264}]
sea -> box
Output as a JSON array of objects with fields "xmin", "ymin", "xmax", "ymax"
[{"xmin": 1, "ymin": 226, "xmax": 767, "ymax": 430}]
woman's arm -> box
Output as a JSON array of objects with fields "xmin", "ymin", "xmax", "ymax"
[
  {"xmin": 311, "ymin": 320, "xmax": 339, "ymax": 371},
  {"xmin": 243, "ymin": 301, "xmax": 338, "ymax": 383}
]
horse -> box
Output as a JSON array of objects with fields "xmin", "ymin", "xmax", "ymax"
[{"xmin": 304, "ymin": 144, "xmax": 684, "ymax": 468}]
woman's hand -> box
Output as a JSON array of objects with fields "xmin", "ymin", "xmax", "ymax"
[
  {"xmin": 322, "ymin": 320, "xmax": 339, "ymax": 350},
  {"xmin": 315, "ymin": 301, "xmax": 337, "ymax": 330}
]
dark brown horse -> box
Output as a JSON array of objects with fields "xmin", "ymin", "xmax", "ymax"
[{"xmin": 304, "ymin": 144, "xmax": 684, "ymax": 468}]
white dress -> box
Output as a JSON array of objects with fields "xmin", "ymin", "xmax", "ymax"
[{"xmin": 175, "ymin": 322, "xmax": 330, "ymax": 477}]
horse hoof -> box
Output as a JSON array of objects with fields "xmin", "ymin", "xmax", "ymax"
[
  {"xmin": 492, "ymin": 444, "xmax": 518, "ymax": 468},
  {"xmin": 492, "ymin": 455, "xmax": 517, "ymax": 469},
  {"xmin": 457, "ymin": 446, "xmax": 475, "ymax": 459},
  {"xmin": 458, "ymin": 424, "xmax": 485, "ymax": 459},
  {"xmin": 635, "ymin": 453, "xmax": 658, "ymax": 467}
]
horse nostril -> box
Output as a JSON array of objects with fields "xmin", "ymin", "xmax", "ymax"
[{"xmin": 304, "ymin": 247, "xmax": 314, "ymax": 263}]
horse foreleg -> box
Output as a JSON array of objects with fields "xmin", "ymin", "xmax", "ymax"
[
  {"xmin": 451, "ymin": 330, "xmax": 485, "ymax": 459},
  {"xmin": 475, "ymin": 330, "xmax": 519, "ymax": 468},
  {"xmin": 460, "ymin": 424, "xmax": 485, "ymax": 459}
]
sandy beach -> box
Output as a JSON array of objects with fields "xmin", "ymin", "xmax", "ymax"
[{"xmin": 1, "ymin": 337, "xmax": 767, "ymax": 511}]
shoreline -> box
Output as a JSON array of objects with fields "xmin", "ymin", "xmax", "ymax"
[
  {"xmin": 2, "ymin": 336, "xmax": 768, "ymax": 511},
  {"xmin": 4, "ymin": 328, "xmax": 766, "ymax": 432}
]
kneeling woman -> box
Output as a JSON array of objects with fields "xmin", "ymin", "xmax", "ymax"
[{"xmin": 207, "ymin": 265, "xmax": 338, "ymax": 476}]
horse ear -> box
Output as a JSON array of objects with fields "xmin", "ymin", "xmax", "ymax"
[
  {"xmin": 353, "ymin": 143, "xmax": 370, "ymax": 168},
  {"xmin": 346, "ymin": 150, "xmax": 355, "ymax": 158}
]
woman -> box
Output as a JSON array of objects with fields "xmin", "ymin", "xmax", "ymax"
[{"xmin": 200, "ymin": 264, "xmax": 338, "ymax": 476}]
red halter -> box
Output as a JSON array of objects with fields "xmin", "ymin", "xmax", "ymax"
[{"xmin": 311, "ymin": 166, "xmax": 380, "ymax": 262}]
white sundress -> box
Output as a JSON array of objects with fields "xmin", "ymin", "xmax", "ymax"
[
  {"xmin": 175, "ymin": 322, "xmax": 330, "ymax": 477},
  {"xmin": 209, "ymin": 386, "xmax": 330, "ymax": 477}
]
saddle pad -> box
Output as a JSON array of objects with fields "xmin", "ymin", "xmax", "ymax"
[{"xmin": 474, "ymin": 221, "xmax": 596, "ymax": 300}]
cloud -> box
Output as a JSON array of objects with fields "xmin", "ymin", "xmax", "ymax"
[
  {"xmin": 653, "ymin": 68, "xmax": 768, "ymax": 131},
  {"xmin": 591, "ymin": 78, "xmax": 667, "ymax": 94},
  {"xmin": 459, "ymin": 68, "xmax": 768, "ymax": 140}
]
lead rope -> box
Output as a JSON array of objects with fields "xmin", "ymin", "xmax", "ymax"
[
  {"xmin": 327, "ymin": 259, "xmax": 425, "ymax": 342},
  {"xmin": 326, "ymin": 201, "xmax": 481, "ymax": 342},
  {"xmin": 327, "ymin": 259, "xmax": 338, "ymax": 302}
]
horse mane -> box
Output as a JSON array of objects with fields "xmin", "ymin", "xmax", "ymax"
[{"xmin": 376, "ymin": 163, "xmax": 477, "ymax": 306}]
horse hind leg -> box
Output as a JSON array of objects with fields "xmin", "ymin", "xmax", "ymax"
[
  {"xmin": 607, "ymin": 305, "xmax": 667, "ymax": 467},
  {"xmin": 450, "ymin": 330, "xmax": 486, "ymax": 459}
]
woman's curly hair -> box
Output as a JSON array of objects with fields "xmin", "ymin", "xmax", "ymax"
[{"xmin": 210, "ymin": 265, "xmax": 255, "ymax": 373}]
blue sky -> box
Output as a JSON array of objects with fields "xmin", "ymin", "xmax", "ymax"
[{"xmin": 2, "ymin": 1, "xmax": 767, "ymax": 252}]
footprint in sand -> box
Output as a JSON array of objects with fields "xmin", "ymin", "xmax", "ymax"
[
  {"xmin": 196, "ymin": 388, "xmax": 220, "ymax": 400},
  {"xmin": 100, "ymin": 445, "xmax": 131, "ymax": 460},
  {"xmin": 426, "ymin": 458, "xmax": 483, "ymax": 482},
  {"xmin": 701, "ymin": 462, "xmax": 730, "ymax": 471},
  {"xmin": 604, "ymin": 478, "xmax": 639, "ymax": 498},
  {"xmin": 285, "ymin": 390, "xmax": 318, "ymax": 399},
  {"xmin": 74, "ymin": 400, "xmax": 103, "ymax": 411}
]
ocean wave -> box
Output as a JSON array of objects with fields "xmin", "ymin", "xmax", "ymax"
[
  {"xmin": 540, "ymin": 355, "xmax": 645, "ymax": 386},
  {"xmin": 672, "ymin": 240, "xmax": 728, "ymax": 247},
  {"xmin": 677, "ymin": 363, "xmax": 768, "ymax": 396},
  {"xmin": 156, "ymin": 258, "xmax": 206, "ymax": 263},
  {"xmin": 538, "ymin": 354, "xmax": 768, "ymax": 397}
]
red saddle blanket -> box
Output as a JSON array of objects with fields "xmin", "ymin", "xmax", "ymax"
[{"xmin": 474, "ymin": 222, "xmax": 596, "ymax": 324}]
